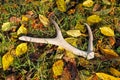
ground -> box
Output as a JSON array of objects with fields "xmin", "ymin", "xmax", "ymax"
[{"xmin": 0, "ymin": 0, "xmax": 120, "ymax": 80}]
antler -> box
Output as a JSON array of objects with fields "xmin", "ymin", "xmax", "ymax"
[{"xmin": 19, "ymin": 17, "xmax": 94, "ymax": 59}]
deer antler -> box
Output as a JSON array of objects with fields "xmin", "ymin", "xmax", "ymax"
[{"xmin": 19, "ymin": 17, "xmax": 94, "ymax": 59}]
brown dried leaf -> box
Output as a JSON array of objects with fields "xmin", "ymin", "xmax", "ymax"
[
  {"xmin": 67, "ymin": 9, "xmax": 75, "ymax": 15},
  {"xmin": 60, "ymin": 67, "xmax": 71, "ymax": 80},
  {"xmin": 109, "ymin": 37, "xmax": 116, "ymax": 46},
  {"xmin": 26, "ymin": 11, "xmax": 34, "ymax": 16},
  {"xmin": 64, "ymin": 60, "xmax": 79, "ymax": 80},
  {"xmin": 93, "ymin": 4, "xmax": 101, "ymax": 12},
  {"xmin": 9, "ymin": 16, "xmax": 21, "ymax": 23},
  {"xmin": 6, "ymin": 74, "xmax": 16, "ymax": 80}
]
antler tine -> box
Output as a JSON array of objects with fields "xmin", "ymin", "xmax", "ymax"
[
  {"xmin": 49, "ymin": 17, "xmax": 63, "ymax": 38},
  {"xmin": 84, "ymin": 23, "xmax": 94, "ymax": 59},
  {"xmin": 84, "ymin": 23, "xmax": 93, "ymax": 52}
]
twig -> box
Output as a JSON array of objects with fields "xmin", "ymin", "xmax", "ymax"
[{"xmin": 19, "ymin": 17, "xmax": 94, "ymax": 59}]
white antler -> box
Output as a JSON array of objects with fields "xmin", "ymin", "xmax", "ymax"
[{"xmin": 19, "ymin": 17, "xmax": 94, "ymax": 59}]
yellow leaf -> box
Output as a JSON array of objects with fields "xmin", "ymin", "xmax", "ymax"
[
  {"xmin": 75, "ymin": 23, "xmax": 86, "ymax": 33},
  {"xmin": 57, "ymin": 46, "xmax": 65, "ymax": 51},
  {"xmin": 87, "ymin": 15, "xmax": 102, "ymax": 24},
  {"xmin": 87, "ymin": 74, "xmax": 98, "ymax": 80},
  {"xmin": 96, "ymin": 72, "xmax": 120, "ymax": 80},
  {"xmin": 100, "ymin": 26, "xmax": 114, "ymax": 36},
  {"xmin": 22, "ymin": 15, "xmax": 29, "ymax": 22},
  {"xmin": 17, "ymin": 24, "xmax": 27, "ymax": 35},
  {"xmin": 83, "ymin": 0, "xmax": 94, "ymax": 7},
  {"xmin": 100, "ymin": 48, "xmax": 119, "ymax": 57},
  {"xmin": 56, "ymin": 0, "xmax": 66, "ymax": 12},
  {"xmin": 2, "ymin": 52, "xmax": 14, "ymax": 70},
  {"xmin": 52, "ymin": 60, "xmax": 64, "ymax": 77},
  {"xmin": 66, "ymin": 30, "xmax": 81, "ymax": 37},
  {"xmin": 39, "ymin": 14, "xmax": 50, "ymax": 27},
  {"xmin": 110, "ymin": 67, "xmax": 120, "ymax": 77},
  {"xmin": 65, "ymin": 37, "xmax": 78, "ymax": 47},
  {"xmin": 2, "ymin": 22, "xmax": 12, "ymax": 31},
  {"xmin": 15, "ymin": 43, "xmax": 28, "ymax": 56},
  {"xmin": 65, "ymin": 50, "xmax": 75, "ymax": 59}
]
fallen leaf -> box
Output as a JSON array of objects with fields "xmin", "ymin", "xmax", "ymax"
[
  {"xmin": 96, "ymin": 72, "xmax": 120, "ymax": 80},
  {"xmin": 15, "ymin": 43, "xmax": 28, "ymax": 56},
  {"xmin": 100, "ymin": 26, "xmax": 114, "ymax": 36},
  {"xmin": 100, "ymin": 48, "xmax": 119, "ymax": 58},
  {"xmin": 83, "ymin": 0, "xmax": 94, "ymax": 7},
  {"xmin": 9, "ymin": 16, "xmax": 21, "ymax": 23},
  {"xmin": 93, "ymin": 3, "xmax": 101, "ymax": 12},
  {"xmin": 6, "ymin": 74, "xmax": 16, "ymax": 80},
  {"xmin": 60, "ymin": 67, "xmax": 71, "ymax": 80},
  {"xmin": 52, "ymin": 60, "xmax": 64, "ymax": 78},
  {"xmin": 75, "ymin": 22, "xmax": 86, "ymax": 33},
  {"xmin": 56, "ymin": 0, "xmax": 66, "ymax": 12},
  {"xmin": 65, "ymin": 50, "xmax": 75, "ymax": 59},
  {"xmin": 110, "ymin": 67, "xmax": 120, "ymax": 77},
  {"xmin": 65, "ymin": 37, "xmax": 78, "ymax": 47},
  {"xmin": 87, "ymin": 15, "xmax": 102, "ymax": 24},
  {"xmin": 26, "ymin": 11, "xmax": 34, "ymax": 16},
  {"xmin": 39, "ymin": 14, "xmax": 50, "ymax": 27},
  {"xmin": 109, "ymin": 37, "xmax": 116, "ymax": 46},
  {"xmin": 1, "ymin": 22, "xmax": 12, "ymax": 31},
  {"xmin": 2, "ymin": 51, "xmax": 14, "ymax": 70},
  {"xmin": 65, "ymin": 61, "xmax": 79, "ymax": 80},
  {"xmin": 22, "ymin": 15, "xmax": 29, "ymax": 22},
  {"xmin": 87, "ymin": 74, "xmax": 98, "ymax": 80},
  {"xmin": 67, "ymin": 9, "xmax": 75, "ymax": 15},
  {"xmin": 66, "ymin": 30, "xmax": 81, "ymax": 37},
  {"xmin": 17, "ymin": 24, "xmax": 27, "ymax": 35},
  {"xmin": 31, "ymin": 19, "xmax": 44, "ymax": 29}
]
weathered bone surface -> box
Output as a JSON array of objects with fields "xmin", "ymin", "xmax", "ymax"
[{"xmin": 19, "ymin": 17, "xmax": 94, "ymax": 59}]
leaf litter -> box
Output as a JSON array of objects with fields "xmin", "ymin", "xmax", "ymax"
[{"xmin": 0, "ymin": 0, "xmax": 120, "ymax": 80}]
